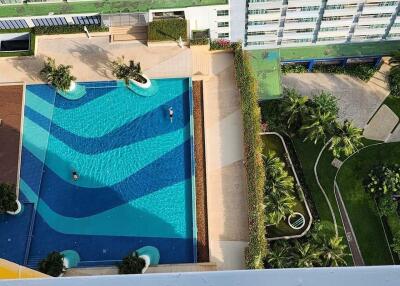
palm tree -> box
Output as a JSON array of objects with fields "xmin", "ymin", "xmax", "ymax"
[
  {"xmin": 300, "ymin": 110, "xmax": 336, "ymax": 144},
  {"xmin": 281, "ymin": 89, "xmax": 309, "ymax": 129},
  {"xmin": 292, "ymin": 241, "xmax": 323, "ymax": 268},
  {"xmin": 111, "ymin": 56, "xmax": 144, "ymax": 85},
  {"xmin": 40, "ymin": 57, "xmax": 76, "ymax": 92},
  {"xmin": 267, "ymin": 241, "xmax": 293, "ymax": 268},
  {"xmin": 263, "ymin": 152, "xmax": 294, "ymax": 193},
  {"xmin": 265, "ymin": 190, "xmax": 296, "ymax": 225},
  {"xmin": 329, "ymin": 120, "xmax": 363, "ymax": 158},
  {"xmin": 312, "ymin": 91, "xmax": 339, "ymax": 116},
  {"xmin": 322, "ymin": 236, "xmax": 348, "ymax": 267}
]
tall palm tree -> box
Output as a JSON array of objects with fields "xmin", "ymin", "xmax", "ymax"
[
  {"xmin": 40, "ymin": 57, "xmax": 76, "ymax": 92},
  {"xmin": 267, "ymin": 241, "xmax": 293, "ymax": 268},
  {"xmin": 281, "ymin": 89, "xmax": 309, "ymax": 129},
  {"xmin": 265, "ymin": 190, "xmax": 296, "ymax": 225},
  {"xmin": 322, "ymin": 236, "xmax": 348, "ymax": 267},
  {"xmin": 292, "ymin": 241, "xmax": 323, "ymax": 268},
  {"xmin": 300, "ymin": 110, "xmax": 336, "ymax": 144},
  {"xmin": 329, "ymin": 120, "xmax": 363, "ymax": 158}
]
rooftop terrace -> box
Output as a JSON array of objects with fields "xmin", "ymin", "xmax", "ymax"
[
  {"xmin": 250, "ymin": 40, "xmax": 400, "ymax": 100},
  {"xmin": 0, "ymin": 0, "xmax": 228, "ymax": 18}
]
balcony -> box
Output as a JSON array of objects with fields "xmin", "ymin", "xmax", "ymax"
[
  {"xmin": 282, "ymin": 31, "xmax": 314, "ymax": 39},
  {"xmin": 326, "ymin": 0, "xmax": 360, "ymax": 4},
  {"xmin": 247, "ymin": 23, "xmax": 280, "ymax": 32},
  {"xmin": 287, "ymin": 0, "xmax": 322, "ymax": 7},
  {"xmin": 247, "ymin": 33, "xmax": 277, "ymax": 42},
  {"xmin": 286, "ymin": 9, "xmax": 320, "ymax": 19},
  {"xmin": 248, "ymin": 12, "xmax": 281, "ymax": 21},
  {"xmin": 323, "ymin": 7, "xmax": 358, "ymax": 17},
  {"xmin": 353, "ymin": 27, "xmax": 387, "ymax": 36},
  {"xmin": 248, "ymin": 1, "xmax": 283, "ymax": 10},
  {"xmin": 362, "ymin": 5, "xmax": 398, "ymax": 15},
  {"xmin": 320, "ymin": 18, "xmax": 354, "ymax": 28},
  {"xmin": 284, "ymin": 21, "xmax": 317, "ymax": 30},
  {"xmin": 318, "ymin": 29, "xmax": 350, "ymax": 38},
  {"xmin": 358, "ymin": 15, "xmax": 391, "ymax": 25}
]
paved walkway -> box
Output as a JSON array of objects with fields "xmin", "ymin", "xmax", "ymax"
[
  {"xmin": 0, "ymin": 36, "xmax": 192, "ymax": 83},
  {"xmin": 363, "ymin": 104, "xmax": 399, "ymax": 141},
  {"xmin": 334, "ymin": 182, "xmax": 365, "ymax": 266},
  {"xmin": 201, "ymin": 52, "xmax": 248, "ymax": 270},
  {"xmin": 283, "ymin": 73, "xmax": 388, "ymax": 128}
]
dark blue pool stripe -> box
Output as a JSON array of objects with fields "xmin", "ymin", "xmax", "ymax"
[
  {"xmin": 26, "ymin": 84, "xmax": 56, "ymax": 105},
  {"xmin": 25, "ymin": 91, "xmax": 190, "ymax": 154},
  {"xmin": 27, "ymin": 213, "xmax": 194, "ymax": 267},
  {"xmin": 20, "ymin": 139, "xmax": 192, "ymax": 218}
]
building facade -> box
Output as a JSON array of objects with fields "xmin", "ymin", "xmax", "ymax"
[{"xmin": 0, "ymin": 0, "xmax": 400, "ymax": 50}]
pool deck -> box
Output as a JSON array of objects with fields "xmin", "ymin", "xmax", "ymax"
[
  {"xmin": 0, "ymin": 83, "xmax": 24, "ymax": 189},
  {"xmin": 0, "ymin": 37, "xmax": 248, "ymax": 272}
]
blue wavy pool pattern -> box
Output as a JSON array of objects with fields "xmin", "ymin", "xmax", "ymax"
[{"xmin": 2, "ymin": 79, "xmax": 195, "ymax": 266}]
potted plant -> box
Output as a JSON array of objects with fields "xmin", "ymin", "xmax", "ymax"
[
  {"xmin": 38, "ymin": 251, "xmax": 65, "ymax": 277},
  {"xmin": 117, "ymin": 251, "xmax": 146, "ymax": 274},
  {"xmin": 111, "ymin": 56, "xmax": 151, "ymax": 89},
  {"xmin": 40, "ymin": 57, "xmax": 76, "ymax": 92},
  {"xmin": 0, "ymin": 183, "xmax": 21, "ymax": 215}
]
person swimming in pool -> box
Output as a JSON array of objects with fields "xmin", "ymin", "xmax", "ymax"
[
  {"xmin": 72, "ymin": 171, "xmax": 79, "ymax": 181},
  {"xmin": 169, "ymin": 107, "xmax": 174, "ymax": 123}
]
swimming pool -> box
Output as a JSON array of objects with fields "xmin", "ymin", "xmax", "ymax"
[{"xmin": 0, "ymin": 79, "xmax": 196, "ymax": 267}]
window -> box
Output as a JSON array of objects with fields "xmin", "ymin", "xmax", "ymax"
[
  {"xmin": 218, "ymin": 32, "xmax": 229, "ymax": 38},
  {"xmin": 248, "ymin": 20, "xmax": 279, "ymax": 25},
  {"xmin": 217, "ymin": 10, "xmax": 229, "ymax": 16},
  {"xmin": 320, "ymin": 27, "xmax": 338, "ymax": 32},
  {"xmin": 217, "ymin": 22, "xmax": 229, "ymax": 27}
]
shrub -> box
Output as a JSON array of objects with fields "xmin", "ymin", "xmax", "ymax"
[
  {"xmin": 389, "ymin": 66, "xmax": 400, "ymax": 97},
  {"xmin": 118, "ymin": 252, "xmax": 146, "ymax": 274},
  {"xmin": 148, "ymin": 19, "xmax": 187, "ymax": 41},
  {"xmin": 233, "ymin": 44, "xmax": 267, "ymax": 269},
  {"xmin": 365, "ymin": 164, "xmax": 400, "ymax": 197},
  {"xmin": 281, "ymin": 63, "xmax": 308, "ymax": 74},
  {"xmin": 312, "ymin": 63, "xmax": 377, "ymax": 81},
  {"xmin": 38, "ymin": 252, "xmax": 64, "ymax": 277},
  {"xmin": 392, "ymin": 231, "xmax": 400, "ymax": 256},
  {"xmin": 0, "ymin": 183, "xmax": 17, "ymax": 213},
  {"xmin": 210, "ymin": 39, "xmax": 233, "ymax": 51},
  {"xmin": 377, "ymin": 195, "xmax": 398, "ymax": 217},
  {"xmin": 33, "ymin": 25, "xmax": 108, "ymax": 35},
  {"xmin": 190, "ymin": 38, "xmax": 209, "ymax": 46}
]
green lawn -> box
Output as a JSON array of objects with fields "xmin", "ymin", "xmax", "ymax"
[
  {"xmin": 0, "ymin": 0, "xmax": 227, "ymax": 17},
  {"xmin": 280, "ymin": 41, "xmax": 400, "ymax": 61},
  {"xmin": 384, "ymin": 96, "xmax": 400, "ymax": 118},
  {"xmin": 337, "ymin": 143, "xmax": 400, "ymax": 265},
  {"xmin": 248, "ymin": 49, "xmax": 282, "ymax": 100},
  {"xmin": 261, "ymin": 134, "xmax": 311, "ymax": 238}
]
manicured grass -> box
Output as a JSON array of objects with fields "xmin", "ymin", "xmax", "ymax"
[
  {"xmin": 280, "ymin": 41, "xmax": 400, "ymax": 61},
  {"xmin": 261, "ymin": 134, "xmax": 310, "ymax": 238},
  {"xmin": 248, "ymin": 49, "xmax": 282, "ymax": 100},
  {"xmin": 336, "ymin": 143, "xmax": 400, "ymax": 265},
  {"xmin": 383, "ymin": 96, "xmax": 400, "ymax": 118},
  {"xmin": 0, "ymin": 0, "xmax": 227, "ymax": 17},
  {"xmin": 291, "ymin": 138, "xmax": 353, "ymax": 265}
]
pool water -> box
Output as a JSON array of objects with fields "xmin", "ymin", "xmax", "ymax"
[{"xmin": 0, "ymin": 79, "xmax": 196, "ymax": 267}]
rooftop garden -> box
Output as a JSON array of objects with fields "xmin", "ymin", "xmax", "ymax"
[{"xmin": 0, "ymin": 0, "xmax": 228, "ymax": 18}]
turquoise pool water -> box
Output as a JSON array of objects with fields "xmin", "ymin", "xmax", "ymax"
[{"xmin": 0, "ymin": 79, "xmax": 196, "ymax": 266}]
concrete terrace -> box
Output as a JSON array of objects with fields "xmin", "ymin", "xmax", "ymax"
[
  {"xmin": 249, "ymin": 40, "xmax": 400, "ymax": 101},
  {"xmin": 0, "ymin": 0, "xmax": 228, "ymax": 18}
]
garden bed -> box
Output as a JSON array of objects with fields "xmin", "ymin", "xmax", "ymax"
[
  {"xmin": 148, "ymin": 19, "xmax": 187, "ymax": 42},
  {"xmin": 192, "ymin": 80, "xmax": 209, "ymax": 262},
  {"xmin": 261, "ymin": 133, "xmax": 312, "ymax": 239}
]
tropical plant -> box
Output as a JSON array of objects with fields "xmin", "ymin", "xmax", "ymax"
[
  {"xmin": 377, "ymin": 195, "xmax": 398, "ymax": 217},
  {"xmin": 301, "ymin": 110, "xmax": 336, "ymax": 144},
  {"xmin": 266, "ymin": 241, "xmax": 293, "ymax": 268},
  {"xmin": 366, "ymin": 164, "xmax": 400, "ymax": 196},
  {"xmin": 292, "ymin": 240, "xmax": 322, "ymax": 268},
  {"xmin": 388, "ymin": 51, "xmax": 400, "ymax": 97},
  {"xmin": 118, "ymin": 251, "xmax": 146, "ymax": 274},
  {"xmin": 0, "ymin": 183, "xmax": 17, "ymax": 214},
  {"xmin": 38, "ymin": 251, "xmax": 65, "ymax": 277},
  {"xmin": 392, "ymin": 231, "xmax": 400, "ymax": 256},
  {"xmin": 281, "ymin": 88, "xmax": 309, "ymax": 130},
  {"xmin": 329, "ymin": 120, "xmax": 363, "ymax": 158},
  {"xmin": 312, "ymin": 91, "xmax": 339, "ymax": 116},
  {"xmin": 264, "ymin": 151, "xmax": 294, "ymax": 193},
  {"xmin": 40, "ymin": 57, "xmax": 76, "ymax": 92},
  {"xmin": 111, "ymin": 56, "xmax": 144, "ymax": 85},
  {"xmin": 321, "ymin": 236, "xmax": 348, "ymax": 267},
  {"xmin": 265, "ymin": 190, "xmax": 297, "ymax": 225}
]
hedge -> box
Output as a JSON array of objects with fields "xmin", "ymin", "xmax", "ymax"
[
  {"xmin": 33, "ymin": 24, "xmax": 108, "ymax": 35},
  {"xmin": 190, "ymin": 38, "xmax": 209, "ymax": 46},
  {"xmin": 233, "ymin": 45, "xmax": 268, "ymax": 269},
  {"xmin": 148, "ymin": 19, "xmax": 187, "ymax": 41},
  {"xmin": 281, "ymin": 62, "xmax": 378, "ymax": 81}
]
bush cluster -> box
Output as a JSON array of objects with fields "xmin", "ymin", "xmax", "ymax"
[
  {"xmin": 281, "ymin": 62, "xmax": 378, "ymax": 81},
  {"xmin": 148, "ymin": 19, "xmax": 187, "ymax": 41},
  {"xmin": 210, "ymin": 39, "xmax": 239, "ymax": 51},
  {"xmin": 233, "ymin": 44, "xmax": 267, "ymax": 269},
  {"xmin": 33, "ymin": 25, "xmax": 108, "ymax": 35},
  {"xmin": 190, "ymin": 38, "xmax": 209, "ymax": 46}
]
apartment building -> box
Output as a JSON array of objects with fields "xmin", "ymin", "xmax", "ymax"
[{"xmin": 245, "ymin": 0, "xmax": 400, "ymax": 48}]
